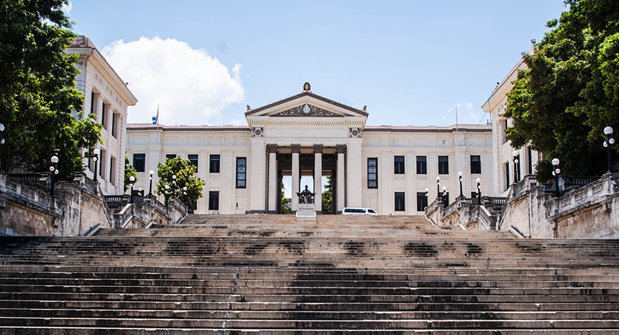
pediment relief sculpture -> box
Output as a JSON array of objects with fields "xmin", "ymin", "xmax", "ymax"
[{"xmin": 271, "ymin": 104, "xmax": 344, "ymax": 117}]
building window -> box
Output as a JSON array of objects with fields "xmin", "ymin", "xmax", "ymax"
[
  {"xmin": 416, "ymin": 156, "xmax": 427, "ymax": 174},
  {"xmin": 438, "ymin": 156, "xmax": 449, "ymax": 174},
  {"xmin": 111, "ymin": 113, "xmax": 119, "ymax": 138},
  {"xmin": 109, "ymin": 156, "xmax": 116, "ymax": 185},
  {"xmin": 133, "ymin": 153, "xmax": 145, "ymax": 172},
  {"xmin": 188, "ymin": 154, "xmax": 199, "ymax": 169},
  {"xmin": 367, "ymin": 158, "xmax": 378, "ymax": 189},
  {"xmin": 208, "ymin": 191, "xmax": 219, "ymax": 211},
  {"xmin": 90, "ymin": 91, "xmax": 96, "ymax": 115},
  {"xmin": 527, "ymin": 147, "xmax": 533, "ymax": 175},
  {"xmin": 470, "ymin": 155, "xmax": 481, "ymax": 174},
  {"xmin": 165, "ymin": 154, "xmax": 176, "ymax": 161},
  {"xmin": 505, "ymin": 162, "xmax": 510, "ymax": 190},
  {"xmin": 416, "ymin": 192, "xmax": 428, "ymax": 211},
  {"xmin": 101, "ymin": 102, "xmax": 107, "ymax": 129},
  {"xmin": 99, "ymin": 149, "xmax": 106, "ymax": 178},
  {"xmin": 394, "ymin": 156, "xmax": 405, "ymax": 174},
  {"xmin": 502, "ymin": 119, "xmax": 508, "ymax": 143},
  {"xmin": 236, "ymin": 157, "xmax": 247, "ymax": 188},
  {"xmin": 209, "ymin": 154, "xmax": 220, "ymax": 173},
  {"xmin": 394, "ymin": 192, "xmax": 405, "ymax": 211}
]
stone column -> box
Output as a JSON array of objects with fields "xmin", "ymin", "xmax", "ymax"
[
  {"xmin": 314, "ymin": 144, "xmax": 323, "ymax": 213},
  {"xmin": 346, "ymin": 140, "xmax": 363, "ymax": 207},
  {"xmin": 267, "ymin": 144, "xmax": 278, "ymax": 214},
  {"xmin": 291, "ymin": 144, "xmax": 300, "ymax": 212},
  {"xmin": 336, "ymin": 144, "xmax": 346, "ymax": 213},
  {"xmin": 249, "ymin": 139, "xmax": 266, "ymax": 213}
]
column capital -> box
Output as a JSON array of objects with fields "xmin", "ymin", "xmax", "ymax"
[
  {"xmin": 266, "ymin": 144, "xmax": 278, "ymax": 153},
  {"xmin": 291, "ymin": 144, "xmax": 301, "ymax": 153},
  {"xmin": 313, "ymin": 144, "xmax": 323, "ymax": 154},
  {"xmin": 336, "ymin": 144, "xmax": 347, "ymax": 154}
]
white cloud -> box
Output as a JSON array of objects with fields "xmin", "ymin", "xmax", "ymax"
[
  {"xmin": 62, "ymin": 1, "xmax": 72, "ymax": 15},
  {"xmin": 452, "ymin": 102, "xmax": 486, "ymax": 124},
  {"xmin": 102, "ymin": 37, "xmax": 244, "ymax": 125}
]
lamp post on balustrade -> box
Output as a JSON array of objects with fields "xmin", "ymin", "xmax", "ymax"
[
  {"xmin": 148, "ymin": 170, "xmax": 154, "ymax": 197},
  {"xmin": 129, "ymin": 176, "xmax": 135, "ymax": 203},
  {"xmin": 441, "ymin": 186, "xmax": 447, "ymax": 206},
  {"xmin": 92, "ymin": 148, "xmax": 100, "ymax": 182},
  {"xmin": 551, "ymin": 158, "xmax": 561, "ymax": 197},
  {"xmin": 476, "ymin": 178, "xmax": 481, "ymax": 205},
  {"xmin": 512, "ymin": 150, "xmax": 520, "ymax": 182},
  {"xmin": 164, "ymin": 184, "xmax": 170, "ymax": 206},
  {"xmin": 0, "ymin": 123, "xmax": 5, "ymax": 170},
  {"xmin": 458, "ymin": 172, "xmax": 463, "ymax": 198},
  {"xmin": 603, "ymin": 126, "xmax": 614, "ymax": 173},
  {"xmin": 49, "ymin": 155, "xmax": 59, "ymax": 198},
  {"xmin": 436, "ymin": 176, "xmax": 441, "ymax": 202}
]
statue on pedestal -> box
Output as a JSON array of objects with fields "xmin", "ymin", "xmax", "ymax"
[{"xmin": 297, "ymin": 185, "xmax": 315, "ymax": 204}]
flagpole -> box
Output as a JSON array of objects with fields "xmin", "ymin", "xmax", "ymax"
[{"xmin": 156, "ymin": 105, "xmax": 159, "ymax": 131}]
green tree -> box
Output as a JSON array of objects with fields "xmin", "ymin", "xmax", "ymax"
[
  {"xmin": 504, "ymin": 0, "xmax": 618, "ymax": 181},
  {"xmin": 0, "ymin": 0, "xmax": 102, "ymax": 179},
  {"xmin": 123, "ymin": 157, "xmax": 137, "ymax": 192},
  {"xmin": 156, "ymin": 157, "xmax": 205, "ymax": 211},
  {"xmin": 322, "ymin": 176, "xmax": 334, "ymax": 214},
  {"xmin": 280, "ymin": 181, "xmax": 291, "ymax": 214}
]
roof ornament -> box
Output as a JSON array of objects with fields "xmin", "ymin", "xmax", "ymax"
[
  {"xmin": 303, "ymin": 82, "xmax": 311, "ymax": 92},
  {"xmin": 363, "ymin": 105, "xmax": 367, "ymax": 112},
  {"xmin": 246, "ymin": 105, "xmax": 251, "ymax": 111}
]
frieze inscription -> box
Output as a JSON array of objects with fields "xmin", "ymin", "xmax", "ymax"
[{"xmin": 271, "ymin": 104, "xmax": 343, "ymax": 117}]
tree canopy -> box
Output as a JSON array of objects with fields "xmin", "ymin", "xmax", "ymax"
[
  {"xmin": 156, "ymin": 157, "xmax": 205, "ymax": 211},
  {"xmin": 504, "ymin": 0, "xmax": 619, "ymax": 181},
  {"xmin": 0, "ymin": 0, "xmax": 101, "ymax": 179}
]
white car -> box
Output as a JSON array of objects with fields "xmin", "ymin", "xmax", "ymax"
[{"xmin": 342, "ymin": 207, "xmax": 377, "ymax": 215}]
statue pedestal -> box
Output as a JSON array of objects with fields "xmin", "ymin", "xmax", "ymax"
[{"xmin": 296, "ymin": 203, "xmax": 316, "ymax": 220}]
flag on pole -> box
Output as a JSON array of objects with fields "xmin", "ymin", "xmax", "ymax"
[{"xmin": 152, "ymin": 105, "xmax": 159, "ymax": 125}]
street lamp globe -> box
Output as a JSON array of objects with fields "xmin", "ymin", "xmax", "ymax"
[
  {"xmin": 129, "ymin": 176, "xmax": 135, "ymax": 182},
  {"xmin": 610, "ymin": 138, "xmax": 616, "ymax": 145},
  {"xmin": 93, "ymin": 148, "xmax": 100, "ymax": 155},
  {"xmin": 172, "ymin": 175, "xmax": 176, "ymax": 180},
  {"xmin": 149, "ymin": 170, "xmax": 154, "ymax": 177},
  {"xmin": 183, "ymin": 186, "xmax": 187, "ymax": 191},
  {"xmin": 0, "ymin": 123, "xmax": 5, "ymax": 132},
  {"xmin": 604, "ymin": 126, "xmax": 613, "ymax": 135},
  {"xmin": 165, "ymin": 184, "xmax": 170, "ymax": 190},
  {"xmin": 512, "ymin": 150, "xmax": 519, "ymax": 158},
  {"xmin": 458, "ymin": 171, "xmax": 462, "ymax": 177},
  {"xmin": 1, "ymin": 139, "xmax": 5, "ymax": 145},
  {"xmin": 436, "ymin": 176, "xmax": 440, "ymax": 181},
  {"xmin": 424, "ymin": 187, "xmax": 429, "ymax": 193},
  {"xmin": 475, "ymin": 178, "xmax": 481, "ymax": 184},
  {"xmin": 551, "ymin": 158, "xmax": 560, "ymax": 166},
  {"xmin": 50, "ymin": 155, "xmax": 59, "ymax": 164},
  {"xmin": 49, "ymin": 166, "xmax": 55, "ymax": 172},
  {"xmin": 442, "ymin": 186, "xmax": 447, "ymax": 192}
]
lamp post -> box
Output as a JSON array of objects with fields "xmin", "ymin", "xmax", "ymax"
[
  {"xmin": 603, "ymin": 126, "xmax": 614, "ymax": 172},
  {"xmin": 49, "ymin": 155, "xmax": 59, "ymax": 198},
  {"xmin": 129, "ymin": 175, "xmax": 135, "ymax": 202},
  {"xmin": 441, "ymin": 186, "xmax": 447, "ymax": 206},
  {"xmin": 551, "ymin": 158, "xmax": 561, "ymax": 197},
  {"xmin": 458, "ymin": 171, "xmax": 463, "ymax": 198},
  {"xmin": 164, "ymin": 184, "xmax": 170, "ymax": 205},
  {"xmin": 512, "ymin": 150, "xmax": 520, "ymax": 182},
  {"xmin": 0, "ymin": 123, "xmax": 5, "ymax": 170},
  {"xmin": 435, "ymin": 176, "xmax": 440, "ymax": 201},
  {"xmin": 92, "ymin": 148, "xmax": 100, "ymax": 182},
  {"xmin": 476, "ymin": 177, "xmax": 481, "ymax": 205},
  {"xmin": 148, "ymin": 170, "xmax": 154, "ymax": 197}
]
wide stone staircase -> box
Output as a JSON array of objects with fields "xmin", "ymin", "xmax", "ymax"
[{"xmin": 0, "ymin": 214, "xmax": 617, "ymax": 334}]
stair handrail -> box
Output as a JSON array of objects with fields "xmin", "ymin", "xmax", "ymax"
[{"xmin": 477, "ymin": 205, "xmax": 493, "ymax": 230}]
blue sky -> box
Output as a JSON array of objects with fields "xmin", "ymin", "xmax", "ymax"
[{"xmin": 68, "ymin": 1, "xmax": 567, "ymax": 127}]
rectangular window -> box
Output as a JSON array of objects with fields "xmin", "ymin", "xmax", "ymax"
[
  {"xmin": 527, "ymin": 147, "xmax": 533, "ymax": 175},
  {"xmin": 394, "ymin": 192, "xmax": 405, "ymax": 211},
  {"xmin": 470, "ymin": 155, "xmax": 481, "ymax": 174},
  {"xmin": 208, "ymin": 191, "xmax": 219, "ymax": 211},
  {"xmin": 236, "ymin": 157, "xmax": 247, "ymax": 188},
  {"xmin": 416, "ymin": 192, "xmax": 428, "ymax": 211},
  {"xmin": 90, "ymin": 91, "xmax": 96, "ymax": 115},
  {"xmin": 133, "ymin": 153, "xmax": 145, "ymax": 172},
  {"xmin": 416, "ymin": 156, "xmax": 427, "ymax": 174},
  {"xmin": 101, "ymin": 102, "xmax": 107, "ymax": 129},
  {"xmin": 505, "ymin": 162, "xmax": 510, "ymax": 190},
  {"xmin": 394, "ymin": 156, "xmax": 405, "ymax": 174},
  {"xmin": 111, "ymin": 113, "xmax": 119, "ymax": 138},
  {"xmin": 166, "ymin": 154, "xmax": 176, "ymax": 161},
  {"xmin": 188, "ymin": 154, "xmax": 199, "ymax": 169},
  {"xmin": 209, "ymin": 154, "xmax": 220, "ymax": 173},
  {"xmin": 438, "ymin": 156, "xmax": 449, "ymax": 174},
  {"xmin": 99, "ymin": 150, "xmax": 106, "ymax": 178},
  {"xmin": 109, "ymin": 156, "xmax": 116, "ymax": 185},
  {"xmin": 503, "ymin": 119, "xmax": 508, "ymax": 143},
  {"xmin": 367, "ymin": 158, "xmax": 378, "ymax": 188}
]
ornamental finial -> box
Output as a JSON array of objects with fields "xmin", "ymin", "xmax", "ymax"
[{"xmin": 303, "ymin": 82, "xmax": 311, "ymax": 92}]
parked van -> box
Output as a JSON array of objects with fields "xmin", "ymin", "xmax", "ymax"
[{"xmin": 342, "ymin": 208, "xmax": 377, "ymax": 215}]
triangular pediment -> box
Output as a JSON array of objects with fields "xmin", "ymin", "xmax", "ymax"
[{"xmin": 245, "ymin": 91, "xmax": 368, "ymax": 118}]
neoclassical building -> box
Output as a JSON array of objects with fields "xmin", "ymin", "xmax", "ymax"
[
  {"xmin": 67, "ymin": 36, "xmax": 138, "ymax": 195},
  {"xmin": 127, "ymin": 83, "xmax": 494, "ymax": 215}
]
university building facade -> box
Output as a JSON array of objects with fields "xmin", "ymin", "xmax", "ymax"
[{"xmin": 127, "ymin": 83, "xmax": 494, "ymax": 215}]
